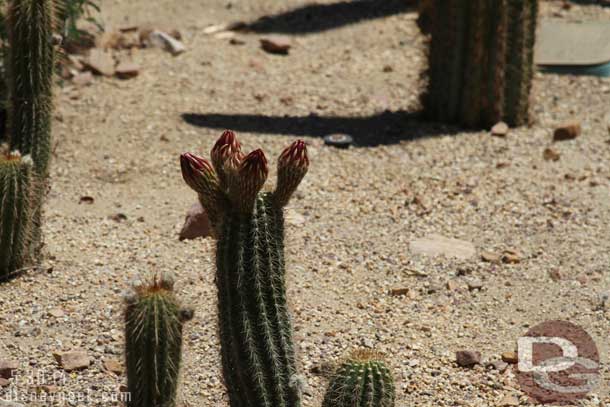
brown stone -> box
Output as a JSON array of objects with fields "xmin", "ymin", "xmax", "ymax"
[
  {"xmin": 115, "ymin": 61, "xmax": 140, "ymax": 79},
  {"xmin": 179, "ymin": 201, "xmax": 212, "ymax": 240},
  {"xmin": 501, "ymin": 351, "xmax": 518, "ymax": 364},
  {"xmin": 498, "ymin": 394, "xmax": 519, "ymax": 406},
  {"xmin": 103, "ymin": 359, "xmax": 123, "ymax": 375},
  {"xmin": 543, "ymin": 147, "xmax": 560, "ymax": 161},
  {"xmin": 0, "ymin": 378, "xmax": 9, "ymax": 387},
  {"xmin": 491, "ymin": 121, "xmax": 509, "ymax": 137},
  {"xmin": 48, "ymin": 308, "xmax": 64, "ymax": 318},
  {"xmin": 260, "ymin": 36, "xmax": 291, "ymax": 55},
  {"xmin": 553, "ymin": 121, "xmax": 581, "ymax": 141},
  {"xmin": 53, "ymin": 351, "xmax": 90, "ymax": 371},
  {"xmin": 389, "ymin": 288, "xmax": 409, "ymax": 297},
  {"xmin": 501, "ymin": 250, "xmax": 522, "ymax": 264},
  {"xmin": 84, "ymin": 49, "xmax": 115, "ymax": 76},
  {"xmin": 481, "ymin": 250, "xmax": 501, "ymax": 264},
  {"xmin": 456, "ymin": 350, "xmax": 481, "ymax": 367}
]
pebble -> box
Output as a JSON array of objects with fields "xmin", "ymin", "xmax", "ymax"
[
  {"xmin": 553, "ymin": 121, "xmax": 581, "ymax": 141},
  {"xmin": 456, "ymin": 350, "xmax": 481, "ymax": 367},
  {"xmin": 501, "ymin": 351, "xmax": 518, "ymax": 364},
  {"xmin": 491, "ymin": 122, "xmax": 509, "ymax": 137},
  {"xmin": 260, "ymin": 36, "xmax": 291, "ymax": 55},
  {"xmin": 53, "ymin": 350, "xmax": 91, "ymax": 371}
]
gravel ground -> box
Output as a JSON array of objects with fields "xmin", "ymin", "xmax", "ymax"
[{"xmin": 1, "ymin": 0, "xmax": 610, "ymax": 406}]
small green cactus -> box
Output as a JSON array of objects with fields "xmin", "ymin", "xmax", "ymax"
[
  {"xmin": 322, "ymin": 350, "xmax": 395, "ymax": 407},
  {"xmin": 180, "ymin": 131, "xmax": 309, "ymax": 407},
  {"xmin": 124, "ymin": 273, "xmax": 194, "ymax": 407},
  {"xmin": 422, "ymin": 0, "xmax": 539, "ymax": 128},
  {"xmin": 0, "ymin": 149, "xmax": 35, "ymax": 280}
]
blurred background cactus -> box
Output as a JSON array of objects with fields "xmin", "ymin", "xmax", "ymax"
[
  {"xmin": 0, "ymin": 0, "xmax": 56, "ymax": 280},
  {"xmin": 124, "ymin": 273, "xmax": 193, "ymax": 407},
  {"xmin": 421, "ymin": 0, "xmax": 539, "ymax": 128},
  {"xmin": 0, "ymin": 149, "xmax": 35, "ymax": 280},
  {"xmin": 181, "ymin": 131, "xmax": 308, "ymax": 407},
  {"xmin": 322, "ymin": 350, "xmax": 395, "ymax": 407}
]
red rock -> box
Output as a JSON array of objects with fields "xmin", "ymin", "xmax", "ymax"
[
  {"xmin": 553, "ymin": 121, "xmax": 581, "ymax": 141},
  {"xmin": 53, "ymin": 351, "xmax": 90, "ymax": 371},
  {"xmin": 179, "ymin": 201, "xmax": 212, "ymax": 240},
  {"xmin": 260, "ymin": 36, "xmax": 291, "ymax": 55}
]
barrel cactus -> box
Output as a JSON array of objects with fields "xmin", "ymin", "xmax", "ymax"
[
  {"xmin": 0, "ymin": 150, "xmax": 35, "ymax": 280},
  {"xmin": 124, "ymin": 273, "xmax": 194, "ymax": 407},
  {"xmin": 180, "ymin": 131, "xmax": 308, "ymax": 407},
  {"xmin": 322, "ymin": 350, "xmax": 395, "ymax": 407},
  {"xmin": 422, "ymin": 0, "xmax": 539, "ymax": 128}
]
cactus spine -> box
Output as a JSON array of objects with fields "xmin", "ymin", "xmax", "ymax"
[
  {"xmin": 7, "ymin": 0, "xmax": 55, "ymax": 177},
  {"xmin": 124, "ymin": 273, "xmax": 193, "ymax": 407},
  {"xmin": 322, "ymin": 350, "xmax": 395, "ymax": 407},
  {"xmin": 0, "ymin": 150, "xmax": 34, "ymax": 280},
  {"xmin": 181, "ymin": 131, "xmax": 308, "ymax": 407},
  {"xmin": 422, "ymin": 0, "xmax": 538, "ymax": 128}
]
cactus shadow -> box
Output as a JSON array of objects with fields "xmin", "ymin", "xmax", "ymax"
[
  {"xmin": 240, "ymin": 0, "xmax": 415, "ymax": 35},
  {"xmin": 181, "ymin": 111, "xmax": 462, "ymax": 147}
]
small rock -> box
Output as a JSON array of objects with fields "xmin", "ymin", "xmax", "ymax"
[
  {"xmin": 48, "ymin": 308, "xmax": 64, "ymax": 318},
  {"xmin": 501, "ymin": 250, "xmax": 521, "ymax": 264},
  {"xmin": 0, "ymin": 378, "xmax": 9, "ymax": 387},
  {"xmin": 487, "ymin": 360, "xmax": 509, "ymax": 372},
  {"xmin": 543, "ymin": 147, "xmax": 560, "ymax": 161},
  {"xmin": 84, "ymin": 49, "xmax": 115, "ymax": 76},
  {"xmin": 96, "ymin": 31, "xmax": 123, "ymax": 50},
  {"xmin": 115, "ymin": 61, "xmax": 140, "ymax": 79},
  {"xmin": 149, "ymin": 30, "xmax": 186, "ymax": 55},
  {"xmin": 72, "ymin": 71, "xmax": 93, "ymax": 87},
  {"xmin": 53, "ymin": 351, "xmax": 90, "ymax": 371},
  {"xmin": 79, "ymin": 195, "xmax": 94, "ymax": 204},
  {"xmin": 466, "ymin": 278, "xmax": 483, "ymax": 291},
  {"xmin": 501, "ymin": 351, "xmax": 518, "ymax": 364},
  {"xmin": 103, "ymin": 358, "xmax": 123, "ymax": 375},
  {"xmin": 456, "ymin": 350, "xmax": 481, "ymax": 367},
  {"xmin": 382, "ymin": 65, "xmax": 393, "ymax": 73},
  {"xmin": 214, "ymin": 31, "xmax": 236, "ymax": 40},
  {"xmin": 481, "ymin": 250, "xmax": 501, "ymax": 264},
  {"xmin": 497, "ymin": 394, "xmax": 519, "ymax": 406},
  {"xmin": 549, "ymin": 269, "xmax": 562, "ymax": 281},
  {"xmin": 491, "ymin": 121, "xmax": 509, "ymax": 137},
  {"xmin": 109, "ymin": 213, "xmax": 128, "ymax": 222},
  {"xmin": 260, "ymin": 36, "xmax": 291, "ymax": 55},
  {"xmin": 446, "ymin": 280, "xmax": 460, "ymax": 291},
  {"xmin": 553, "ymin": 121, "xmax": 581, "ymax": 141},
  {"xmin": 389, "ymin": 288, "xmax": 409, "ymax": 297},
  {"xmin": 67, "ymin": 54, "xmax": 84, "ymax": 71},
  {"xmin": 179, "ymin": 202, "xmax": 212, "ymax": 240},
  {"xmin": 0, "ymin": 359, "xmax": 18, "ymax": 379},
  {"xmin": 410, "ymin": 234, "xmax": 476, "ymax": 260}
]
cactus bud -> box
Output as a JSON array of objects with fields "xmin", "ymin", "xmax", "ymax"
[
  {"xmin": 211, "ymin": 130, "xmax": 242, "ymax": 188},
  {"xmin": 274, "ymin": 140, "xmax": 309, "ymax": 207},
  {"xmin": 180, "ymin": 152, "xmax": 226, "ymax": 229},
  {"xmin": 237, "ymin": 149, "xmax": 268, "ymax": 212}
]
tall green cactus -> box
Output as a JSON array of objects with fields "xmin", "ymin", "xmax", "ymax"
[
  {"xmin": 124, "ymin": 273, "xmax": 194, "ymax": 407},
  {"xmin": 7, "ymin": 0, "xmax": 55, "ymax": 177},
  {"xmin": 322, "ymin": 350, "xmax": 395, "ymax": 407},
  {"xmin": 0, "ymin": 150, "xmax": 35, "ymax": 280},
  {"xmin": 180, "ymin": 131, "xmax": 309, "ymax": 407},
  {"xmin": 422, "ymin": 0, "xmax": 538, "ymax": 128}
]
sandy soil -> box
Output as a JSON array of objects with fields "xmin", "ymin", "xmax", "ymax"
[{"xmin": 1, "ymin": 0, "xmax": 610, "ymax": 406}]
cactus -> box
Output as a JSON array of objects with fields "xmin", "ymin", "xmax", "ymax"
[
  {"xmin": 180, "ymin": 131, "xmax": 308, "ymax": 407},
  {"xmin": 322, "ymin": 350, "xmax": 395, "ymax": 407},
  {"xmin": 422, "ymin": 0, "xmax": 538, "ymax": 128},
  {"xmin": 124, "ymin": 273, "xmax": 194, "ymax": 407},
  {"xmin": 7, "ymin": 0, "xmax": 55, "ymax": 176},
  {"xmin": 0, "ymin": 149, "xmax": 35, "ymax": 280}
]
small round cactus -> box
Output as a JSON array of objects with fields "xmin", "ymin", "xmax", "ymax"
[
  {"xmin": 322, "ymin": 350, "xmax": 395, "ymax": 407},
  {"xmin": 124, "ymin": 273, "xmax": 193, "ymax": 407}
]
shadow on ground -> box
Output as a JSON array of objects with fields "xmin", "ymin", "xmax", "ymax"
[
  {"xmin": 182, "ymin": 111, "xmax": 462, "ymax": 147},
  {"xmin": 242, "ymin": 0, "xmax": 416, "ymax": 35}
]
